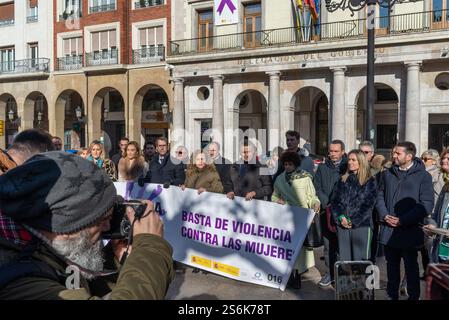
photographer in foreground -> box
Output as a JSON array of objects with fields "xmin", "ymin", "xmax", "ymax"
[{"xmin": 0, "ymin": 151, "xmax": 174, "ymax": 300}]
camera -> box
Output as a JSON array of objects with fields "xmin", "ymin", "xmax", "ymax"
[{"xmin": 102, "ymin": 196, "xmax": 147, "ymax": 240}]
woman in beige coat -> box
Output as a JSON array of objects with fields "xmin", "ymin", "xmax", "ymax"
[{"xmin": 182, "ymin": 150, "xmax": 223, "ymax": 194}]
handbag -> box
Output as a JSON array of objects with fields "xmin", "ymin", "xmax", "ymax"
[{"xmin": 304, "ymin": 210, "xmax": 324, "ymax": 248}]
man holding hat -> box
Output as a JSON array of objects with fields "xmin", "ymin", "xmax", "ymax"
[{"xmin": 0, "ymin": 151, "xmax": 174, "ymax": 299}]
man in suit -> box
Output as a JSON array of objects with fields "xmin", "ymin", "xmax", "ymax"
[{"xmin": 141, "ymin": 137, "xmax": 185, "ymax": 186}]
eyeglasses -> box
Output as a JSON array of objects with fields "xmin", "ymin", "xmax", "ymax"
[
  {"xmin": 177, "ymin": 151, "xmax": 183, "ymax": 155},
  {"xmin": 422, "ymin": 157, "xmax": 433, "ymax": 162},
  {"xmin": 362, "ymin": 150, "xmax": 372, "ymax": 155}
]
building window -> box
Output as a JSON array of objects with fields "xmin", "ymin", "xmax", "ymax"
[
  {"xmin": 377, "ymin": 125, "xmax": 397, "ymax": 149},
  {"xmin": 243, "ymin": 2, "xmax": 262, "ymax": 48},
  {"xmin": 432, "ymin": 0, "xmax": 449, "ymax": 26},
  {"xmin": 139, "ymin": 26, "xmax": 164, "ymax": 49},
  {"xmin": 61, "ymin": 0, "xmax": 82, "ymax": 20},
  {"xmin": 378, "ymin": 4, "xmax": 390, "ymax": 30},
  {"xmin": 0, "ymin": 46, "xmax": 15, "ymax": 72},
  {"xmin": 135, "ymin": 0, "xmax": 164, "ymax": 9},
  {"xmin": 137, "ymin": 26, "xmax": 164, "ymax": 62},
  {"xmin": 200, "ymin": 119, "xmax": 212, "ymax": 149},
  {"xmin": 59, "ymin": 37, "xmax": 83, "ymax": 69},
  {"xmin": 90, "ymin": 0, "xmax": 116, "ymax": 13},
  {"xmin": 28, "ymin": 42, "xmax": 39, "ymax": 67},
  {"xmin": 0, "ymin": 2, "xmax": 15, "ymax": 27},
  {"xmin": 90, "ymin": 30, "xmax": 118, "ymax": 65},
  {"xmin": 27, "ymin": 1, "xmax": 38, "ymax": 23},
  {"xmin": 435, "ymin": 72, "xmax": 449, "ymax": 90},
  {"xmin": 198, "ymin": 9, "xmax": 213, "ymax": 52}
]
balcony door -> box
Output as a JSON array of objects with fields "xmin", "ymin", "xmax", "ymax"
[
  {"xmin": 0, "ymin": 47, "xmax": 14, "ymax": 72},
  {"xmin": 377, "ymin": 4, "xmax": 390, "ymax": 35},
  {"xmin": 243, "ymin": 2, "xmax": 262, "ymax": 48},
  {"xmin": 198, "ymin": 10, "xmax": 213, "ymax": 52},
  {"xmin": 432, "ymin": 0, "xmax": 449, "ymax": 29}
]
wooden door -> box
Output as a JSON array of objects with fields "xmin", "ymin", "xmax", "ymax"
[
  {"xmin": 198, "ymin": 10, "xmax": 213, "ymax": 52},
  {"xmin": 244, "ymin": 2, "xmax": 262, "ymax": 48}
]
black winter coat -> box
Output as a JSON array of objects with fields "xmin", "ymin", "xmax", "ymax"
[
  {"xmin": 330, "ymin": 174, "xmax": 378, "ymax": 228},
  {"xmin": 230, "ymin": 160, "xmax": 273, "ymax": 200},
  {"xmin": 313, "ymin": 156, "xmax": 348, "ymax": 209},
  {"xmin": 376, "ymin": 159, "xmax": 434, "ymax": 249},
  {"xmin": 213, "ymin": 156, "xmax": 233, "ymax": 194},
  {"xmin": 143, "ymin": 153, "xmax": 186, "ymax": 186}
]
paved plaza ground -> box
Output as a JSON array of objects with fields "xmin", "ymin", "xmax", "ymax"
[{"xmin": 166, "ymin": 247, "xmax": 427, "ymax": 300}]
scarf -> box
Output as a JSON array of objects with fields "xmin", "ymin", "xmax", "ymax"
[
  {"xmin": 87, "ymin": 155, "xmax": 104, "ymax": 168},
  {"xmin": 0, "ymin": 211, "xmax": 32, "ymax": 247},
  {"xmin": 285, "ymin": 168, "xmax": 312, "ymax": 186}
]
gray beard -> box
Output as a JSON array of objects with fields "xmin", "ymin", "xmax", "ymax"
[{"xmin": 51, "ymin": 230, "xmax": 104, "ymax": 280}]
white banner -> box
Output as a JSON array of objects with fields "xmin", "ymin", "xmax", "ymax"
[
  {"xmin": 114, "ymin": 182, "xmax": 315, "ymax": 291},
  {"xmin": 214, "ymin": 0, "xmax": 239, "ymax": 26}
]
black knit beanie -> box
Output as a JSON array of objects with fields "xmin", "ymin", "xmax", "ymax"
[{"xmin": 0, "ymin": 151, "xmax": 117, "ymax": 234}]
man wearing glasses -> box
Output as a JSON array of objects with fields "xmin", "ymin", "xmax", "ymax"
[{"xmin": 140, "ymin": 137, "xmax": 185, "ymax": 187}]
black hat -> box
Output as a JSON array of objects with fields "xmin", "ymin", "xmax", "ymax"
[{"xmin": 0, "ymin": 151, "xmax": 117, "ymax": 234}]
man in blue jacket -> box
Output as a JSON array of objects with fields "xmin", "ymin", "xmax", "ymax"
[
  {"xmin": 376, "ymin": 141, "xmax": 434, "ymax": 300},
  {"xmin": 314, "ymin": 139, "xmax": 347, "ymax": 287},
  {"xmin": 141, "ymin": 137, "xmax": 185, "ymax": 186}
]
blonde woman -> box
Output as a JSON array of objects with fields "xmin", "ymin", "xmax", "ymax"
[
  {"xmin": 182, "ymin": 150, "xmax": 223, "ymax": 194},
  {"xmin": 330, "ymin": 149, "xmax": 378, "ymax": 261},
  {"xmin": 117, "ymin": 141, "xmax": 148, "ymax": 182},
  {"xmin": 87, "ymin": 140, "xmax": 117, "ymax": 181}
]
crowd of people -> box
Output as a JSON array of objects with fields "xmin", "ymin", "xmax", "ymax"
[{"xmin": 0, "ymin": 127, "xmax": 449, "ymax": 300}]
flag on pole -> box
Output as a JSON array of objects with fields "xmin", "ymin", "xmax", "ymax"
[
  {"xmin": 297, "ymin": 0, "xmax": 303, "ymax": 11},
  {"xmin": 305, "ymin": 0, "xmax": 319, "ymax": 22}
]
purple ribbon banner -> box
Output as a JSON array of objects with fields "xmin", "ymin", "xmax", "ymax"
[{"xmin": 217, "ymin": 0, "xmax": 236, "ymax": 15}]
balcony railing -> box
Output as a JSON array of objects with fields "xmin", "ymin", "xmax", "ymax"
[
  {"xmin": 59, "ymin": 10, "xmax": 82, "ymax": 20},
  {"xmin": 0, "ymin": 19, "xmax": 14, "ymax": 27},
  {"xmin": 56, "ymin": 55, "xmax": 83, "ymax": 71},
  {"xmin": 90, "ymin": 2, "xmax": 116, "ymax": 13},
  {"xmin": 0, "ymin": 58, "xmax": 50, "ymax": 74},
  {"xmin": 132, "ymin": 46, "xmax": 165, "ymax": 64},
  {"xmin": 26, "ymin": 15, "xmax": 38, "ymax": 23},
  {"xmin": 135, "ymin": 0, "xmax": 164, "ymax": 8},
  {"xmin": 85, "ymin": 49, "xmax": 119, "ymax": 66},
  {"xmin": 170, "ymin": 9, "xmax": 449, "ymax": 56}
]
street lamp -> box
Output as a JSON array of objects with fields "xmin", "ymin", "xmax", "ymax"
[
  {"xmin": 37, "ymin": 110, "xmax": 43, "ymax": 125},
  {"xmin": 8, "ymin": 109, "xmax": 21, "ymax": 126},
  {"xmin": 324, "ymin": 0, "xmax": 402, "ymax": 145},
  {"xmin": 75, "ymin": 105, "xmax": 86, "ymax": 123}
]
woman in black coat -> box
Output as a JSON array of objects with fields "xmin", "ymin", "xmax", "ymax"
[{"xmin": 331, "ymin": 149, "xmax": 378, "ymax": 261}]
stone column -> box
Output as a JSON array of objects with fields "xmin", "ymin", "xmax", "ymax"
[
  {"xmin": 172, "ymin": 78, "xmax": 185, "ymax": 146},
  {"xmin": 211, "ymin": 75, "xmax": 224, "ymax": 147},
  {"xmin": 405, "ymin": 61, "xmax": 421, "ymax": 153},
  {"xmin": 266, "ymin": 71, "xmax": 281, "ymax": 151},
  {"xmin": 330, "ymin": 67, "xmax": 347, "ymax": 142}
]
